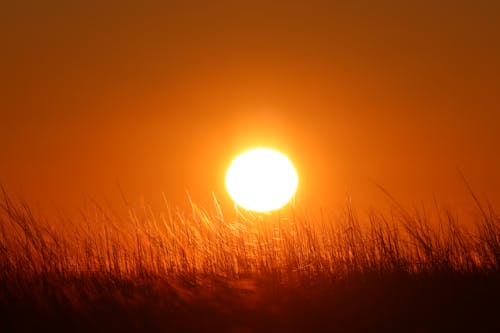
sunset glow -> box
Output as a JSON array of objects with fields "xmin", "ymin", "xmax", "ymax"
[
  {"xmin": 2, "ymin": 1, "xmax": 500, "ymax": 331},
  {"xmin": 225, "ymin": 148, "xmax": 298, "ymax": 212}
]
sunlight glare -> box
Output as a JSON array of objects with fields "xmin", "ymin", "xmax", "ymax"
[{"xmin": 225, "ymin": 148, "xmax": 298, "ymax": 212}]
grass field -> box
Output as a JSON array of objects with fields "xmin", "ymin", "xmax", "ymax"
[{"xmin": 1, "ymin": 189, "xmax": 500, "ymax": 332}]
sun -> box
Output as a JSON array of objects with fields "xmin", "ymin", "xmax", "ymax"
[{"xmin": 225, "ymin": 148, "xmax": 298, "ymax": 212}]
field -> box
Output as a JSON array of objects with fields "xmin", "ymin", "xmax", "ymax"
[{"xmin": 1, "ymin": 189, "xmax": 500, "ymax": 332}]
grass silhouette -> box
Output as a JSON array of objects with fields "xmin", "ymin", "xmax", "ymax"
[{"xmin": 1, "ymin": 188, "xmax": 499, "ymax": 332}]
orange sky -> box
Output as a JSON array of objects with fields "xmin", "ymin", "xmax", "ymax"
[{"xmin": 1, "ymin": 1, "xmax": 499, "ymax": 214}]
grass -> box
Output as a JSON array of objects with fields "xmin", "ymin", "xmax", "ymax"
[{"xmin": 1, "ymin": 188, "xmax": 500, "ymax": 332}]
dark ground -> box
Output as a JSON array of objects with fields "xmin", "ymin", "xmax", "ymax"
[{"xmin": 1, "ymin": 272, "xmax": 500, "ymax": 333}]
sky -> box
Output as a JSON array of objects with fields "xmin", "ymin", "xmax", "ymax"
[{"xmin": 1, "ymin": 0, "xmax": 499, "ymax": 214}]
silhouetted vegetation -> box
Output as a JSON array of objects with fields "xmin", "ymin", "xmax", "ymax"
[{"xmin": 1, "ymin": 189, "xmax": 499, "ymax": 332}]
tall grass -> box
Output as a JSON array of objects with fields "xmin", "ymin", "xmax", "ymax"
[
  {"xmin": 2, "ymin": 190, "xmax": 500, "ymax": 332},
  {"xmin": 1, "ymin": 189, "xmax": 499, "ymax": 281}
]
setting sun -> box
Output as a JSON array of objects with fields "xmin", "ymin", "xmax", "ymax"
[{"xmin": 225, "ymin": 148, "xmax": 298, "ymax": 212}]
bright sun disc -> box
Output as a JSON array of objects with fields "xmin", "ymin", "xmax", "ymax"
[{"xmin": 225, "ymin": 148, "xmax": 298, "ymax": 212}]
